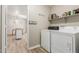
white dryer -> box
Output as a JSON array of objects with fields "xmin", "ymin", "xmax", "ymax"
[{"xmin": 41, "ymin": 30, "xmax": 51, "ymax": 52}]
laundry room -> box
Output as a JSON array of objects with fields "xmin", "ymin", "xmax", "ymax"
[
  {"xmin": 29, "ymin": 5, "xmax": 79, "ymax": 53},
  {"xmin": 1, "ymin": 5, "xmax": 79, "ymax": 53}
]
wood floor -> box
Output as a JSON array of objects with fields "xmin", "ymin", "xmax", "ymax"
[
  {"xmin": 6, "ymin": 34, "xmax": 48, "ymax": 53},
  {"xmin": 6, "ymin": 34, "xmax": 28, "ymax": 53}
]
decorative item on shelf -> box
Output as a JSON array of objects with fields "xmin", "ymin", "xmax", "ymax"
[
  {"xmin": 64, "ymin": 11, "xmax": 71, "ymax": 16},
  {"xmin": 74, "ymin": 8, "xmax": 79, "ymax": 14},
  {"xmin": 62, "ymin": 10, "xmax": 75, "ymax": 17},
  {"xmin": 51, "ymin": 13, "xmax": 59, "ymax": 19},
  {"xmin": 62, "ymin": 12, "xmax": 67, "ymax": 17},
  {"xmin": 51, "ymin": 14, "xmax": 56, "ymax": 19},
  {"xmin": 68, "ymin": 11, "xmax": 71, "ymax": 16},
  {"xmin": 71, "ymin": 10, "xmax": 74, "ymax": 15}
]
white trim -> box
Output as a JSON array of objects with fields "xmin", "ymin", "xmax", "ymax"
[
  {"xmin": 29, "ymin": 45, "xmax": 40, "ymax": 50},
  {"xmin": 27, "ymin": 6, "xmax": 30, "ymax": 50},
  {"xmin": 2, "ymin": 5, "xmax": 6, "ymax": 53}
]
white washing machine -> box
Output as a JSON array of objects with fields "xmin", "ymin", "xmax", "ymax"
[{"xmin": 51, "ymin": 26, "xmax": 79, "ymax": 53}]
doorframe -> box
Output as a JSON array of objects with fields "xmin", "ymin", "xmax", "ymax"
[
  {"xmin": 2, "ymin": 5, "xmax": 29, "ymax": 53},
  {"xmin": 2, "ymin": 5, "xmax": 6, "ymax": 53},
  {"xmin": 2, "ymin": 5, "xmax": 7, "ymax": 53}
]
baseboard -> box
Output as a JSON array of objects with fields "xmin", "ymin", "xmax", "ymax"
[{"xmin": 29, "ymin": 45, "xmax": 40, "ymax": 50}]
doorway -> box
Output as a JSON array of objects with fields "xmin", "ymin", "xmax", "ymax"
[{"xmin": 3, "ymin": 5, "xmax": 29, "ymax": 53}]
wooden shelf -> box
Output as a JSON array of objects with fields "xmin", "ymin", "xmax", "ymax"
[
  {"xmin": 49, "ymin": 14, "xmax": 79, "ymax": 22},
  {"xmin": 64, "ymin": 13, "xmax": 79, "ymax": 18}
]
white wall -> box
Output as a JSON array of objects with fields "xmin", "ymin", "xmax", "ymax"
[
  {"xmin": 29, "ymin": 5, "xmax": 50, "ymax": 47},
  {"xmin": 51, "ymin": 5, "xmax": 79, "ymax": 17},
  {"xmin": 50, "ymin": 5, "xmax": 79, "ymax": 26}
]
